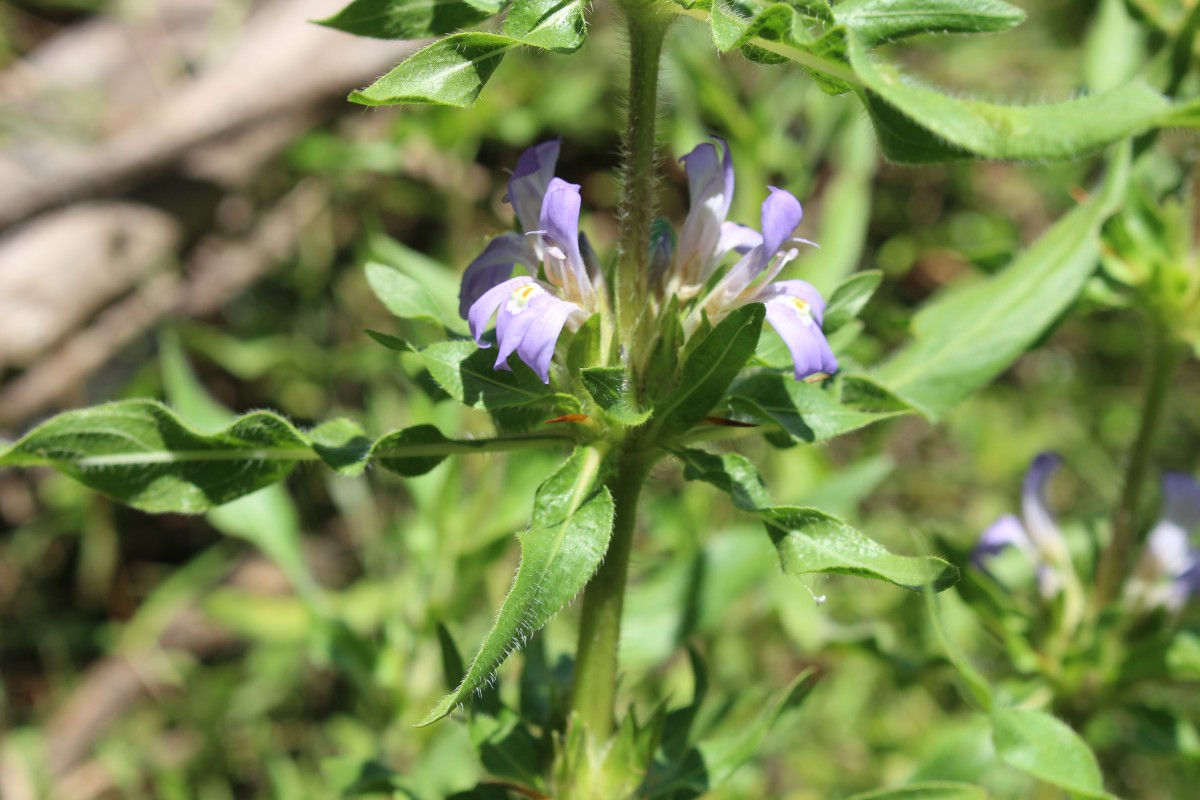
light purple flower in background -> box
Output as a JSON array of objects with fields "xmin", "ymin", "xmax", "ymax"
[
  {"xmin": 973, "ymin": 453, "xmax": 1071, "ymax": 598},
  {"xmin": 696, "ymin": 186, "xmax": 835, "ymax": 380},
  {"xmin": 1127, "ymin": 472, "xmax": 1200, "ymax": 612},
  {"xmin": 458, "ymin": 142, "xmax": 600, "ymax": 383},
  {"xmin": 668, "ymin": 139, "xmax": 760, "ymax": 297}
]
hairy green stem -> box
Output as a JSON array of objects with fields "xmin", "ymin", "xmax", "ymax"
[
  {"xmin": 569, "ymin": 443, "xmax": 652, "ymax": 742},
  {"xmin": 1092, "ymin": 321, "xmax": 1185, "ymax": 608},
  {"xmin": 614, "ymin": 10, "xmax": 668, "ymax": 390}
]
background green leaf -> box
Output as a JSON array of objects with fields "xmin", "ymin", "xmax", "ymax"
[
  {"xmin": 991, "ymin": 707, "xmax": 1114, "ymax": 799},
  {"xmin": 867, "ymin": 142, "xmax": 1131, "ymax": 419}
]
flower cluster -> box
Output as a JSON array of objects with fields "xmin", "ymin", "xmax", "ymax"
[
  {"xmin": 458, "ymin": 139, "xmax": 836, "ymax": 384},
  {"xmin": 973, "ymin": 454, "xmax": 1200, "ymax": 612}
]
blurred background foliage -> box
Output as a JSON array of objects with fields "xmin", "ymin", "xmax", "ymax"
[{"xmin": 0, "ymin": 0, "xmax": 1197, "ymax": 797}]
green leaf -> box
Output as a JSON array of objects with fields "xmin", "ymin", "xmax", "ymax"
[
  {"xmin": 868, "ymin": 142, "xmax": 1131, "ymax": 419},
  {"xmin": 374, "ymin": 424, "xmax": 454, "ymax": 476},
  {"xmin": 675, "ymin": 448, "xmax": 957, "ymax": 591},
  {"xmin": 729, "ymin": 372, "xmax": 903, "ymax": 444},
  {"xmin": 0, "ymin": 401, "xmax": 311, "ymax": 514},
  {"xmin": 710, "ymin": 2, "xmax": 802, "ymax": 54},
  {"xmin": 846, "ymin": 782, "xmax": 989, "ymax": 800},
  {"xmin": 765, "ymin": 506, "xmax": 957, "ymax": 591},
  {"xmin": 0, "ymin": 400, "xmax": 571, "ymax": 513},
  {"xmin": 365, "ymin": 260, "xmax": 465, "ymax": 334},
  {"xmin": 823, "ymin": 270, "xmax": 882, "ymax": 333},
  {"xmin": 421, "ymin": 447, "xmax": 614, "ymax": 725},
  {"xmin": 991, "ymin": 707, "xmax": 1114, "ymax": 799},
  {"xmin": 835, "ymin": 0, "xmax": 1025, "ymax": 47},
  {"xmin": 651, "ymin": 304, "xmax": 764, "ymax": 442},
  {"xmin": 349, "ymin": 0, "xmax": 587, "ymax": 106},
  {"xmin": 847, "ymin": 32, "xmax": 1174, "ymax": 163},
  {"xmin": 350, "ymin": 32, "xmax": 513, "ymax": 107},
  {"xmin": 419, "ymin": 340, "xmax": 562, "ymax": 410},
  {"xmin": 501, "ymin": 0, "xmax": 587, "ymax": 52},
  {"xmin": 580, "ymin": 367, "xmax": 652, "ymax": 426},
  {"xmin": 317, "ymin": 0, "xmax": 504, "ymax": 40}
]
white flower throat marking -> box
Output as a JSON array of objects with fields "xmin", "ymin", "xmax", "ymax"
[{"xmin": 506, "ymin": 283, "xmax": 542, "ymax": 314}]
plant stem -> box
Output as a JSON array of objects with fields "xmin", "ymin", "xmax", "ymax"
[
  {"xmin": 569, "ymin": 442, "xmax": 652, "ymax": 742},
  {"xmin": 614, "ymin": 9, "xmax": 668, "ymax": 389},
  {"xmin": 1092, "ymin": 321, "xmax": 1185, "ymax": 608}
]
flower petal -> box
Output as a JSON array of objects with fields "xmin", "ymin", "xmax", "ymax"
[
  {"xmin": 716, "ymin": 222, "xmax": 762, "ymax": 259},
  {"xmin": 1020, "ymin": 453, "xmax": 1065, "ymax": 559},
  {"xmin": 515, "ymin": 292, "xmax": 582, "ymax": 382},
  {"xmin": 467, "ymin": 276, "xmax": 533, "ymax": 345},
  {"xmin": 1160, "ymin": 472, "xmax": 1200, "ymax": 533},
  {"xmin": 539, "ymin": 178, "xmax": 592, "ymax": 303},
  {"xmin": 763, "ymin": 295, "xmax": 838, "ymax": 379},
  {"xmin": 765, "ymin": 280, "xmax": 827, "ymax": 326},
  {"xmin": 761, "ymin": 186, "xmax": 803, "ymax": 258},
  {"xmin": 459, "ymin": 233, "xmax": 537, "ymax": 318},
  {"xmin": 972, "ymin": 513, "xmax": 1034, "ymax": 567},
  {"xmin": 675, "ymin": 140, "xmax": 735, "ymax": 285},
  {"xmin": 506, "ymin": 140, "xmax": 561, "ymax": 233}
]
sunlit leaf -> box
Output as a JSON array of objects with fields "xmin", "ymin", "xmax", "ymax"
[
  {"xmin": 317, "ymin": 0, "xmax": 505, "ymax": 40},
  {"xmin": 676, "ymin": 448, "xmax": 957, "ymax": 591},
  {"xmin": 0, "ymin": 401, "xmax": 570, "ymax": 512},
  {"xmin": 835, "ymin": 0, "xmax": 1025, "ymax": 46}
]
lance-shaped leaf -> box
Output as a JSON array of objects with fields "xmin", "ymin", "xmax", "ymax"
[
  {"xmin": 650, "ymin": 304, "xmax": 764, "ymax": 443},
  {"xmin": 350, "ymin": 0, "xmax": 587, "ymax": 106},
  {"xmin": 991, "ymin": 708, "xmax": 1115, "ymax": 800},
  {"xmin": 317, "ymin": 0, "xmax": 506, "ymax": 40},
  {"xmin": 867, "ymin": 142, "xmax": 1130, "ymax": 419},
  {"xmin": 0, "ymin": 400, "xmax": 572, "ymax": 513},
  {"xmin": 350, "ymin": 32, "xmax": 512, "ymax": 107},
  {"xmin": 846, "ymin": 32, "xmax": 1178, "ymax": 163},
  {"xmin": 675, "ymin": 448, "xmax": 956, "ymax": 591},
  {"xmin": 834, "ymin": 0, "xmax": 1025, "ymax": 47},
  {"xmin": 728, "ymin": 372, "xmax": 903, "ymax": 444},
  {"xmin": 0, "ymin": 401, "xmax": 312, "ymax": 513},
  {"xmin": 421, "ymin": 446, "xmax": 614, "ymax": 724}
]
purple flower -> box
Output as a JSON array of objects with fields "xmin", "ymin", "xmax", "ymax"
[
  {"xmin": 692, "ymin": 185, "xmax": 835, "ymax": 380},
  {"xmin": 1127, "ymin": 472, "xmax": 1200, "ymax": 612},
  {"xmin": 668, "ymin": 139, "xmax": 759, "ymax": 297},
  {"xmin": 973, "ymin": 453, "xmax": 1071, "ymax": 597},
  {"xmin": 459, "ymin": 142, "xmax": 599, "ymax": 383}
]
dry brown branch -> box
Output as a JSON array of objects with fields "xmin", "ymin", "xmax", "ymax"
[
  {"xmin": 0, "ymin": 181, "xmax": 329, "ymax": 427},
  {"xmin": 0, "ymin": 0, "xmax": 416, "ymax": 228}
]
